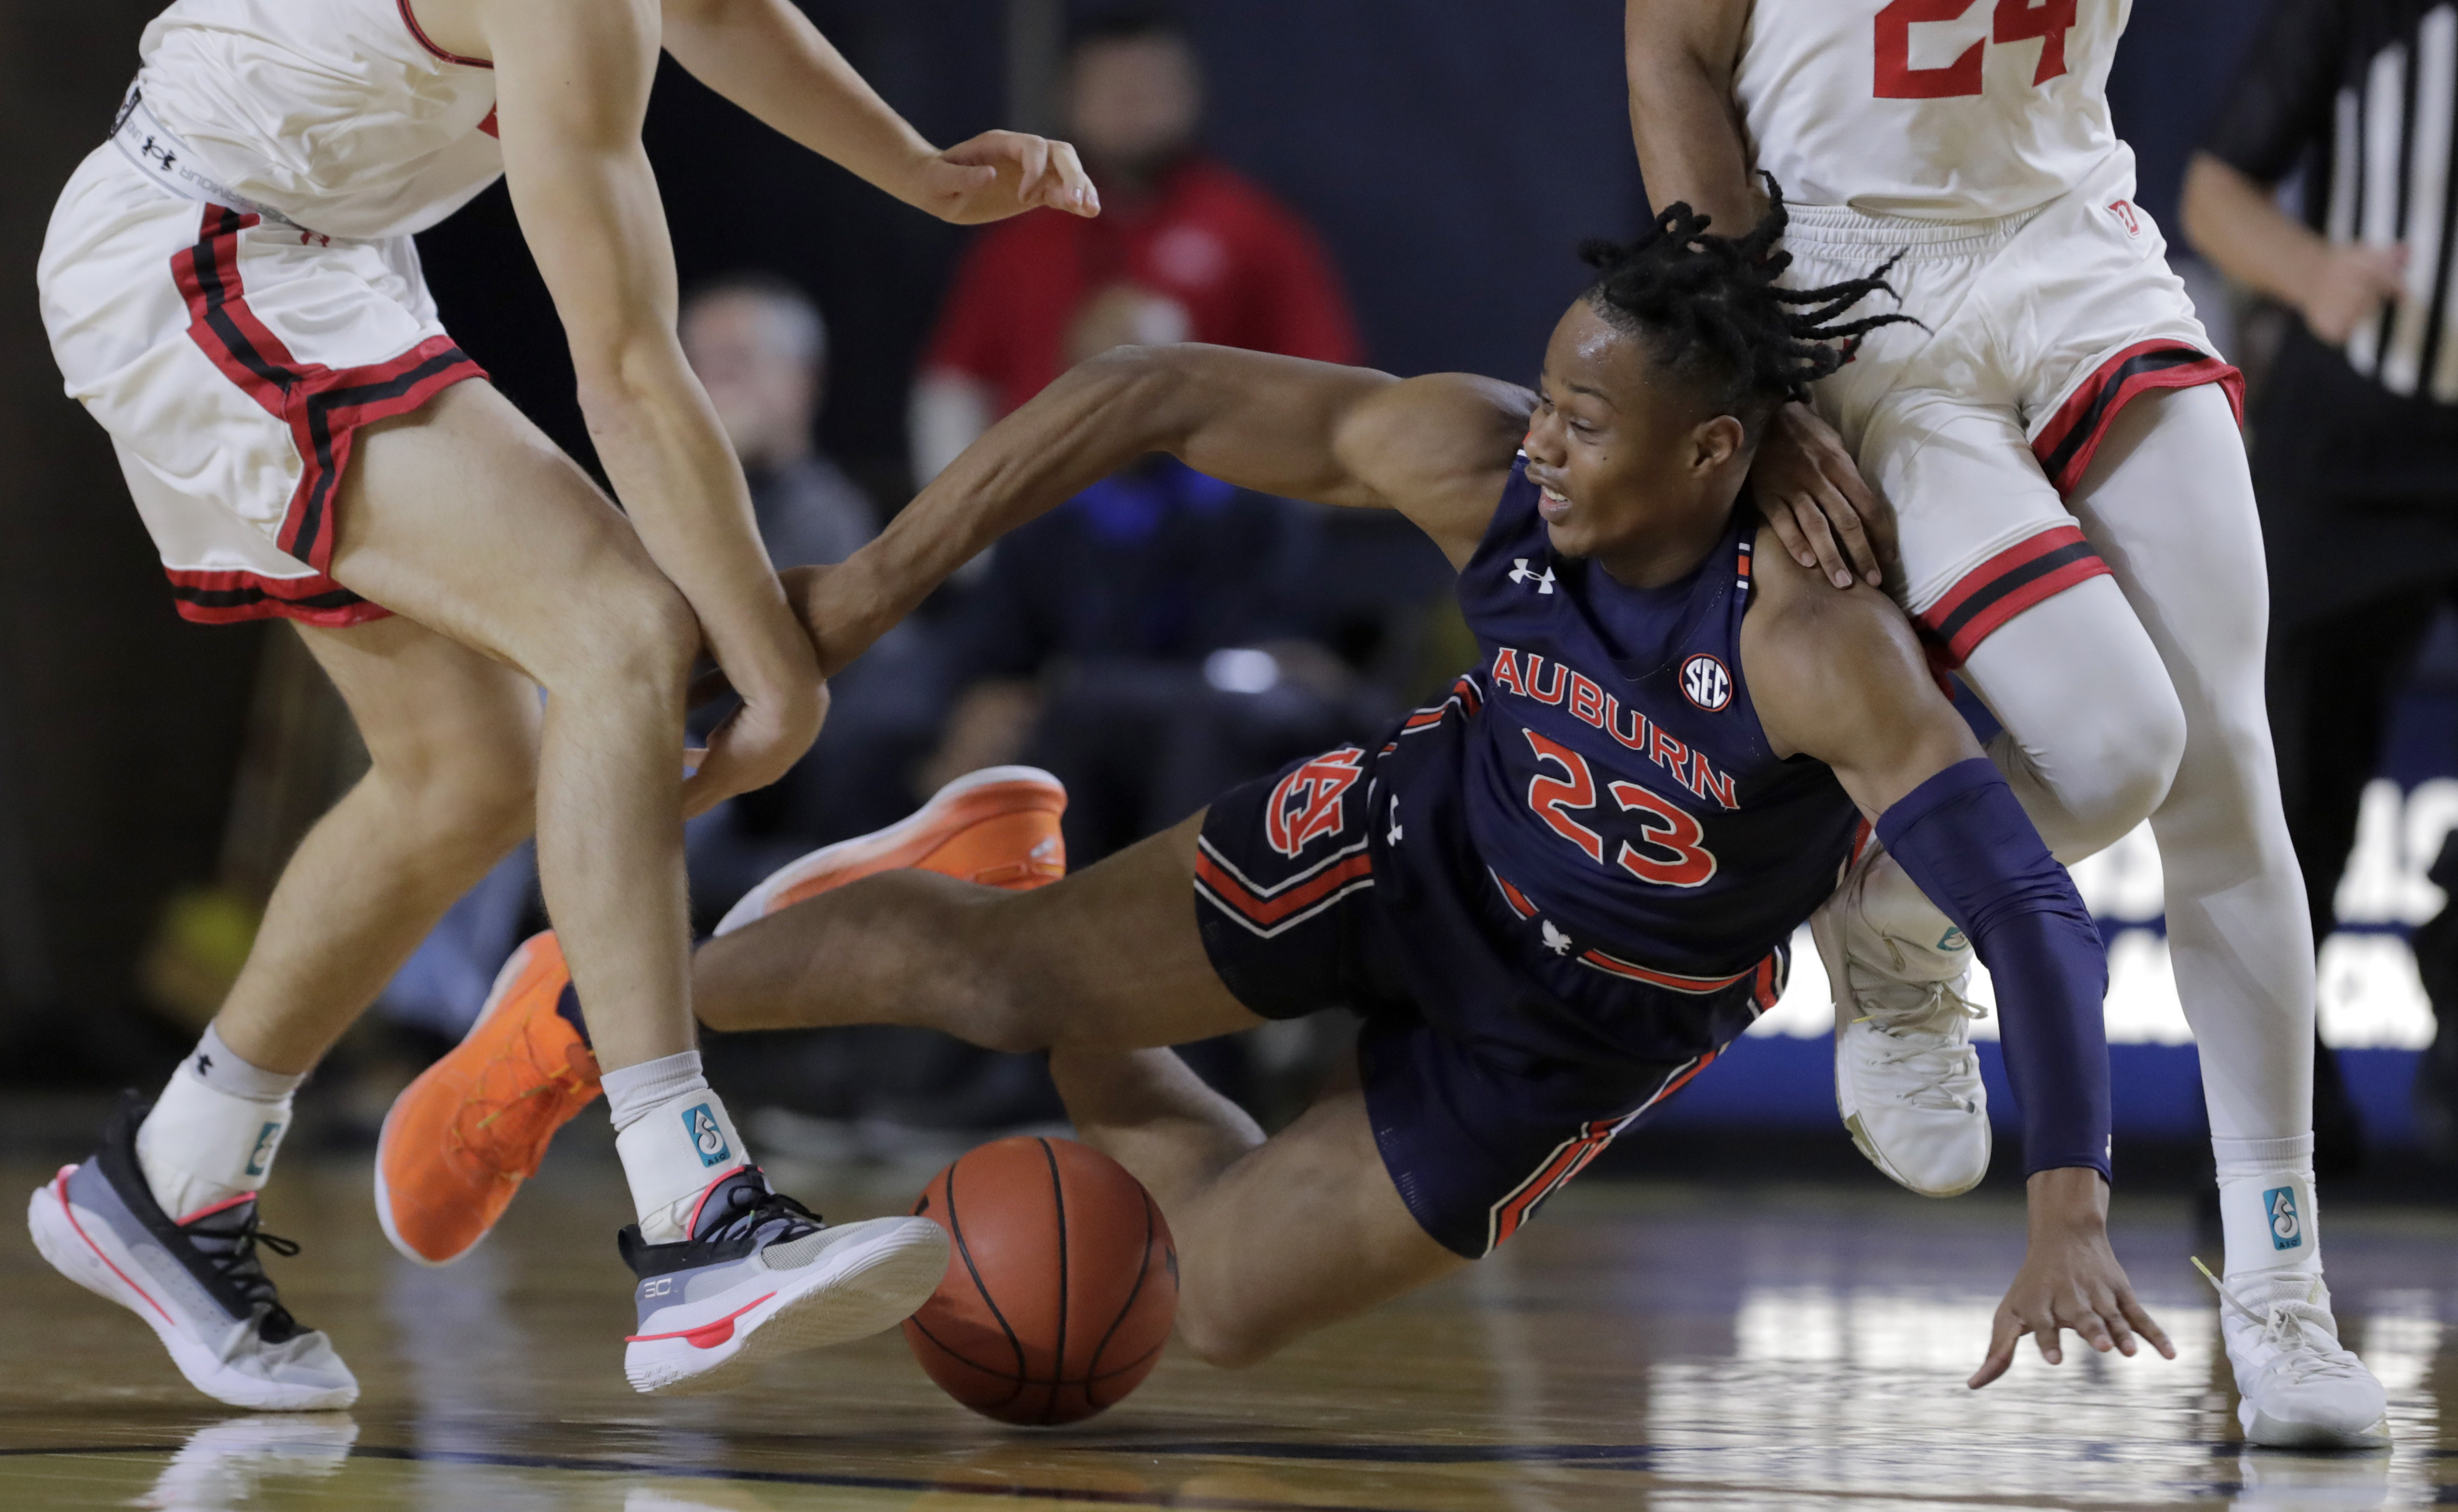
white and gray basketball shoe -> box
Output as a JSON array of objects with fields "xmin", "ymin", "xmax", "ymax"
[
  {"xmin": 26, "ymin": 1094, "xmax": 357, "ymax": 1410},
  {"xmin": 2202, "ymin": 1265, "xmax": 2390, "ymax": 1449},
  {"xmin": 1813, "ymin": 844, "xmax": 1993, "ymax": 1197},
  {"xmin": 619, "ymin": 1165, "xmax": 948, "ymax": 1396}
]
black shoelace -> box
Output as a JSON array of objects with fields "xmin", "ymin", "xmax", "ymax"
[
  {"xmin": 696, "ymin": 1178, "xmax": 824, "ymax": 1251},
  {"xmin": 184, "ymin": 1206, "xmax": 303, "ymax": 1343}
]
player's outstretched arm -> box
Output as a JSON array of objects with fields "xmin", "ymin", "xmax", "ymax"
[
  {"xmin": 795, "ymin": 345, "xmax": 1529, "ymax": 674},
  {"xmin": 659, "ymin": 0, "xmax": 1096, "ymax": 224},
  {"xmin": 488, "ymin": 0, "xmax": 820, "ymax": 813},
  {"xmin": 1740, "ymin": 541, "xmax": 2174, "ymax": 1389}
]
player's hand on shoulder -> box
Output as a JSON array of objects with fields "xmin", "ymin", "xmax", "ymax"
[
  {"xmin": 1970, "ymin": 1168, "xmax": 2174, "ymax": 1390},
  {"xmin": 907, "ymin": 131, "xmax": 1099, "ymax": 224},
  {"xmin": 1748, "ymin": 403, "xmax": 1898, "ymax": 593}
]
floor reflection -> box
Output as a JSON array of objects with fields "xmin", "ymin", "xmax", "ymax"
[{"xmin": 0, "ymin": 1160, "xmax": 2448, "ymax": 1510}]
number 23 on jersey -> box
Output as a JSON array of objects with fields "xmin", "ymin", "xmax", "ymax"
[
  {"xmin": 1523, "ymin": 729, "xmax": 1719, "ymax": 889},
  {"xmin": 1875, "ymin": 0, "xmax": 2077, "ymax": 100}
]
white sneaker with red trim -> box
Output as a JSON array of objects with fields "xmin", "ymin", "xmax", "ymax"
[{"xmin": 618, "ymin": 1166, "xmax": 947, "ymax": 1396}]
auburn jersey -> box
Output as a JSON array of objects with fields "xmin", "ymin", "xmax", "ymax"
[
  {"xmin": 1373, "ymin": 459, "xmax": 1859, "ymax": 1009},
  {"xmin": 1734, "ymin": 0, "xmax": 2130, "ymax": 220}
]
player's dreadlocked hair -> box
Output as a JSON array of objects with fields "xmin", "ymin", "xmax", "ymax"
[{"xmin": 1577, "ymin": 177, "xmax": 1915, "ymax": 440}]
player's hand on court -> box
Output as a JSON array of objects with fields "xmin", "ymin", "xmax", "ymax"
[
  {"xmin": 2300, "ymin": 243, "xmax": 2409, "ymax": 345},
  {"xmin": 1749, "ymin": 403, "xmax": 1899, "ymax": 593},
  {"xmin": 907, "ymin": 131, "xmax": 1099, "ymax": 225},
  {"xmin": 1970, "ymin": 1167, "xmax": 2173, "ymax": 1389}
]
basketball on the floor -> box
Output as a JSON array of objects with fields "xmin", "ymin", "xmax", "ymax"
[{"xmin": 901, "ymin": 1136, "xmax": 1178, "ymax": 1426}]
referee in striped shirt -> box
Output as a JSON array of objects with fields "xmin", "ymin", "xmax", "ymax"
[{"xmin": 2183, "ymin": 0, "xmax": 2458, "ymax": 1164}]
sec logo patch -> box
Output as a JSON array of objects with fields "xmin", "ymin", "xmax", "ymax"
[{"xmin": 1681, "ymin": 654, "xmax": 1732, "ymax": 712}]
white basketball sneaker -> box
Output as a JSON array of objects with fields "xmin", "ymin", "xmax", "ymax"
[
  {"xmin": 619, "ymin": 1165, "xmax": 948, "ymax": 1396},
  {"xmin": 2200, "ymin": 1263, "xmax": 2391, "ymax": 1449},
  {"xmin": 1813, "ymin": 844, "xmax": 1991, "ymax": 1197},
  {"xmin": 26, "ymin": 1094, "xmax": 358, "ymax": 1410}
]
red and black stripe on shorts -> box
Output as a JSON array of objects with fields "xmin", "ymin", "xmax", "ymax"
[
  {"xmin": 167, "ymin": 205, "xmax": 486, "ymax": 626},
  {"xmin": 1914, "ymin": 341, "xmax": 2244, "ymax": 669}
]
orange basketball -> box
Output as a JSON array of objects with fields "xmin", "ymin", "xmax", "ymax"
[{"xmin": 901, "ymin": 1136, "xmax": 1178, "ymax": 1426}]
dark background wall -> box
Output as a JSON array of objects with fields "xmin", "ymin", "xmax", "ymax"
[{"xmin": 0, "ymin": 0, "xmax": 2275, "ymax": 1080}]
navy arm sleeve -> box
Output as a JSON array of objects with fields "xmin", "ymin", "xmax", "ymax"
[{"xmin": 1874, "ymin": 759, "xmax": 2112, "ymax": 1182}]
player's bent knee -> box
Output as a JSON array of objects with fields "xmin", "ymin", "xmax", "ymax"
[{"xmin": 537, "ymin": 572, "xmax": 699, "ymax": 702}]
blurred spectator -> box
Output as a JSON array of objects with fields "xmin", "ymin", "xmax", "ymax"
[
  {"xmin": 2182, "ymin": 0, "xmax": 2456, "ymax": 1161},
  {"xmin": 908, "ymin": 4, "xmax": 1362, "ymax": 483},
  {"xmin": 684, "ymin": 273, "xmax": 875, "ymax": 568}
]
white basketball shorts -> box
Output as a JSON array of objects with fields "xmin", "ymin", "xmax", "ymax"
[
  {"xmin": 1779, "ymin": 147, "xmax": 2241, "ymax": 666},
  {"xmin": 38, "ymin": 145, "xmax": 484, "ymax": 626}
]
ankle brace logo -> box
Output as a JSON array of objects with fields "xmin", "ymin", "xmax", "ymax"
[
  {"xmin": 243, "ymin": 1121, "xmax": 282, "ymax": 1178},
  {"xmin": 684, "ymin": 1104, "xmax": 731, "ymax": 1168},
  {"xmin": 2264, "ymin": 1185, "xmax": 2303, "ymax": 1250}
]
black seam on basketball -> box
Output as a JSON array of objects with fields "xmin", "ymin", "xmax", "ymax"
[
  {"xmin": 1085, "ymin": 1190, "xmax": 1158, "ymax": 1384},
  {"xmin": 943, "ymin": 1160, "xmax": 1029, "ymax": 1407},
  {"xmin": 1039, "ymin": 1137, "xmax": 1068, "ymax": 1427}
]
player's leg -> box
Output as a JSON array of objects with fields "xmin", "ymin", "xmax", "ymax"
[
  {"xmin": 1817, "ymin": 399, "xmax": 2187, "ymax": 1198},
  {"xmin": 26, "ymin": 616, "xmax": 539, "ymax": 1413},
  {"xmin": 330, "ymin": 379, "xmax": 701, "ymax": 1077},
  {"xmin": 695, "ymin": 810, "xmax": 1267, "ymax": 1052},
  {"xmin": 1050, "ymin": 1047, "xmax": 1465, "ymax": 1368},
  {"xmin": 2062, "ymin": 382, "xmax": 2385, "ymax": 1446},
  {"xmin": 335, "ymin": 380, "xmax": 946, "ymax": 1393},
  {"xmin": 209, "ymin": 619, "xmax": 540, "ymax": 1078}
]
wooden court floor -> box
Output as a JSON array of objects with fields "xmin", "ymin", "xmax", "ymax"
[{"xmin": 1, "ymin": 1150, "xmax": 2452, "ymax": 1511}]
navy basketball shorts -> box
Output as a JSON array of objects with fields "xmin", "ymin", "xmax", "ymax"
[{"xmin": 1193, "ymin": 745, "xmax": 1777, "ymax": 1259}]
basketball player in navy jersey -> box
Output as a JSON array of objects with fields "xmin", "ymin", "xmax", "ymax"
[
  {"xmin": 658, "ymin": 197, "xmax": 2170, "ymax": 1385},
  {"xmin": 418, "ymin": 198, "xmax": 2162, "ymax": 1380}
]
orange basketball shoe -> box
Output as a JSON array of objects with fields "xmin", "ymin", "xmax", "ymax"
[
  {"xmin": 374, "ymin": 931, "xmax": 601, "ymax": 1266},
  {"xmin": 712, "ymin": 765, "xmax": 1067, "ymax": 936}
]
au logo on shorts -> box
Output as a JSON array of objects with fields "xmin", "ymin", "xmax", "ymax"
[
  {"xmin": 1681, "ymin": 654, "xmax": 1732, "ymax": 712},
  {"xmin": 1265, "ymin": 748, "xmax": 1364, "ymax": 858},
  {"xmin": 2264, "ymin": 1184, "xmax": 2304, "ymax": 1251},
  {"xmin": 684, "ymin": 1103, "xmax": 732, "ymax": 1168}
]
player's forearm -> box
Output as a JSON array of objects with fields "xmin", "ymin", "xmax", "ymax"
[
  {"xmin": 579, "ymin": 344, "xmax": 806, "ymax": 678},
  {"xmin": 810, "ymin": 351, "xmax": 1199, "ymax": 669},
  {"xmin": 2180, "ymin": 153, "xmax": 2332, "ymax": 307},
  {"xmin": 659, "ymin": 0, "xmax": 938, "ymax": 207},
  {"xmin": 1626, "ymin": 0, "xmax": 1760, "ymax": 226},
  {"xmin": 1877, "ymin": 759, "xmax": 2114, "ymax": 1181}
]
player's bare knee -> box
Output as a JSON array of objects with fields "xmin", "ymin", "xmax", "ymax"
[{"xmin": 543, "ymin": 571, "xmax": 698, "ymax": 706}]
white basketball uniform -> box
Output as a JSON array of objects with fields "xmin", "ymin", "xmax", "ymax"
[
  {"xmin": 38, "ymin": 0, "xmax": 501, "ymax": 625},
  {"xmin": 1737, "ymin": 0, "xmax": 2234, "ymax": 664}
]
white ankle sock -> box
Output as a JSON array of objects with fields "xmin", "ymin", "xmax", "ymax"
[
  {"xmin": 2215, "ymin": 1132, "xmax": 2321, "ymax": 1280},
  {"xmin": 136, "ymin": 1024, "xmax": 306, "ymax": 1223},
  {"xmin": 605, "ymin": 1051, "xmax": 747, "ymax": 1243}
]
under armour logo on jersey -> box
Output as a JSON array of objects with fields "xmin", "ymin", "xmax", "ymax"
[
  {"xmin": 1387, "ymin": 794, "xmax": 1404, "ymax": 846},
  {"xmin": 1540, "ymin": 920, "xmax": 1574, "ymax": 956},
  {"xmin": 140, "ymin": 135, "xmax": 177, "ymax": 171},
  {"xmin": 683, "ymin": 1103, "xmax": 732, "ymax": 1167},
  {"xmin": 1508, "ymin": 559, "xmax": 1557, "ymax": 594},
  {"xmin": 2106, "ymin": 198, "xmax": 2143, "ymax": 239},
  {"xmin": 1681, "ymin": 654, "xmax": 1733, "ymax": 712}
]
